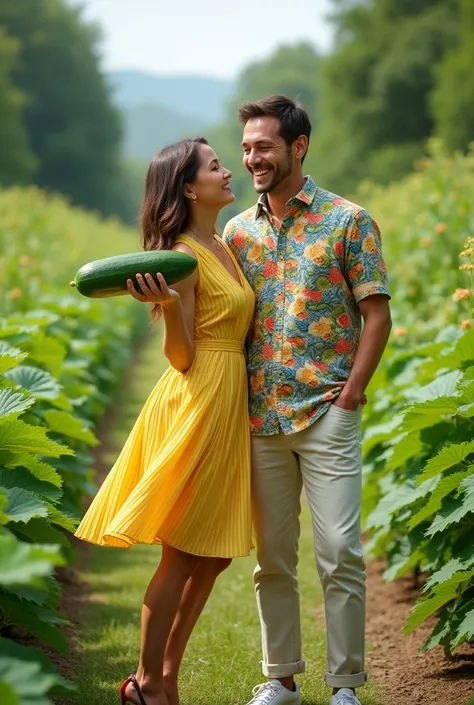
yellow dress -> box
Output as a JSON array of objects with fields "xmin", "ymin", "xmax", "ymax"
[{"xmin": 75, "ymin": 236, "xmax": 255, "ymax": 557}]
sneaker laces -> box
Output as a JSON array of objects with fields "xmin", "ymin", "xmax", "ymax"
[
  {"xmin": 249, "ymin": 681, "xmax": 282, "ymax": 704},
  {"xmin": 335, "ymin": 693, "xmax": 359, "ymax": 705}
]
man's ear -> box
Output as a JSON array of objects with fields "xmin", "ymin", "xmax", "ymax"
[{"xmin": 295, "ymin": 135, "xmax": 309, "ymax": 161}]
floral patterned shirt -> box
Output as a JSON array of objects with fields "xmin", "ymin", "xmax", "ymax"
[{"xmin": 223, "ymin": 176, "xmax": 390, "ymax": 436}]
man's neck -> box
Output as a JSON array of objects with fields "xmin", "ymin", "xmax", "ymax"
[{"xmin": 265, "ymin": 174, "xmax": 306, "ymax": 221}]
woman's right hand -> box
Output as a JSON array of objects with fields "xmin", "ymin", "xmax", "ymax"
[{"xmin": 127, "ymin": 272, "xmax": 180, "ymax": 309}]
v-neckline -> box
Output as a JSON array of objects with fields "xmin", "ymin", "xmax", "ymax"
[{"xmin": 180, "ymin": 234, "xmax": 244, "ymax": 290}]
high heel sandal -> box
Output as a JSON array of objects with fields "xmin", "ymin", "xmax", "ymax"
[{"xmin": 120, "ymin": 674, "xmax": 147, "ymax": 705}]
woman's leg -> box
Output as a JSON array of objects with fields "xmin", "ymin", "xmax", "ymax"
[
  {"xmin": 125, "ymin": 544, "xmax": 201, "ymax": 705},
  {"xmin": 163, "ymin": 557, "xmax": 232, "ymax": 705}
]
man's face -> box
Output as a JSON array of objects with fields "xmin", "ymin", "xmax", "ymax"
[{"xmin": 242, "ymin": 116, "xmax": 293, "ymax": 194}]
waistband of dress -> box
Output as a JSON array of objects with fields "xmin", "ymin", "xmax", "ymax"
[{"xmin": 194, "ymin": 339, "xmax": 244, "ymax": 353}]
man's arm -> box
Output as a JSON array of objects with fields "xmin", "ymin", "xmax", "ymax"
[{"xmin": 335, "ymin": 294, "xmax": 392, "ymax": 411}]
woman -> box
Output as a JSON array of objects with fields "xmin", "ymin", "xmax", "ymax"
[{"xmin": 75, "ymin": 137, "xmax": 255, "ymax": 705}]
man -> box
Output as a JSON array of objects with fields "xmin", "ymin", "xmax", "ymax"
[{"xmin": 223, "ymin": 95, "xmax": 391, "ymax": 705}]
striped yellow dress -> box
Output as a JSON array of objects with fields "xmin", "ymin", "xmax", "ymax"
[{"xmin": 75, "ymin": 236, "xmax": 255, "ymax": 557}]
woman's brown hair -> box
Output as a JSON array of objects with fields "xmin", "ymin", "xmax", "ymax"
[{"xmin": 139, "ymin": 137, "xmax": 207, "ymax": 320}]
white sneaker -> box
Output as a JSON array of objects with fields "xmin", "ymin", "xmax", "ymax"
[
  {"xmin": 245, "ymin": 680, "xmax": 301, "ymax": 705},
  {"xmin": 329, "ymin": 688, "xmax": 361, "ymax": 705}
]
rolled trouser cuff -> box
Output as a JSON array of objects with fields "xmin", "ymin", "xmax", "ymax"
[
  {"xmin": 262, "ymin": 661, "xmax": 306, "ymax": 678},
  {"xmin": 325, "ymin": 670, "xmax": 367, "ymax": 688},
  {"xmin": 262, "ymin": 660, "xmax": 306, "ymax": 678}
]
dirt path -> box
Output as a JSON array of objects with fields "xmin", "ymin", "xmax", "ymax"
[{"xmin": 365, "ymin": 559, "xmax": 473, "ymax": 705}]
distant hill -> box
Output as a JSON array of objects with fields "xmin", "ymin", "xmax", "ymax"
[
  {"xmin": 108, "ymin": 69, "xmax": 235, "ymax": 160},
  {"xmin": 108, "ymin": 70, "xmax": 234, "ymax": 123},
  {"xmin": 121, "ymin": 102, "xmax": 207, "ymax": 161}
]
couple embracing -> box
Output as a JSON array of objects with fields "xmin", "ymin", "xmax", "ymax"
[{"xmin": 76, "ymin": 94, "xmax": 391, "ymax": 705}]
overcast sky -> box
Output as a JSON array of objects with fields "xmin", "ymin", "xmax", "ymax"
[{"xmin": 68, "ymin": 0, "xmax": 335, "ymax": 79}]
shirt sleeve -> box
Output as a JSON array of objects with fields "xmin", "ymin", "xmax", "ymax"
[{"xmin": 344, "ymin": 209, "xmax": 391, "ymax": 303}]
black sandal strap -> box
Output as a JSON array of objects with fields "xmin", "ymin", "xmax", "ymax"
[{"xmin": 130, "ymin": 675, "xmax": 147, "ymax": 705}]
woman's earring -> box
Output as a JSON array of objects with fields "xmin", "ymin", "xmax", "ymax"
[{"xmin": 191, "ymin": 194, "xmax": 197, "ymax": 202}]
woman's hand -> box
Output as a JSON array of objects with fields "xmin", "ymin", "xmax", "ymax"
[{"xmin": 126, "ymin": 272, "xmax": 180, "ymax": 308}]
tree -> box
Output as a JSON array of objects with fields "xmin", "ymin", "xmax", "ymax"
[
  {"xmin": 314, "ymin": 0, "xmax": 460, "ymax": 194},
  {"xmin": 0, "ymin": 0, "xmax": 127, "ymax": 217},
  {"xmin": 430, "ymin": 0, "xmax": 474, "ymax": 152},
  {"xmin": 0, "ymin": 27, "xmax": 35, "ymax": 185}
]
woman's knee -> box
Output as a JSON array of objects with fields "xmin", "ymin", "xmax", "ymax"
[
  {"xmin": 162, "ymin": 545, "xmax": 201, "ymax": 577},
  {"xmin": 193, "ymin": 556, "xmax": 232, "ymax": 580},
  {"xmin": 213, "ymin": 557, "xmax": 232, "ymax": 575}
]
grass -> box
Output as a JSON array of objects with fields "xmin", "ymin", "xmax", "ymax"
[{"xmin": 75, "ymin": 331, "xmax": 385, "ymax": 705}]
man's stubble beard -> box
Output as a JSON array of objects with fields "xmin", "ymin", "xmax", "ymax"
[{"xmin": 252, "ymin": 148, "xmax": 293, "ymax": 195}]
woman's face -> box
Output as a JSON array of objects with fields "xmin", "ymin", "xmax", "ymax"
[{"xmin": 189, "ymin": 143, "xmax": 234, "ymax": 207}]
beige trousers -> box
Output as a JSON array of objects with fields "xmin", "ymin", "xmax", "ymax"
[{"xmin": 251, "ymin": 404, "xmax": 367, "ymax": 689}]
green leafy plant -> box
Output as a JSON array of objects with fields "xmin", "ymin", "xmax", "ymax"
[
  {"xmin": 0, "ymin": 186, "xmax": 149, "ymax": 702},
  {"xmin": 361, "ymin": 148, "xmax": 474, "ymax": 655}
]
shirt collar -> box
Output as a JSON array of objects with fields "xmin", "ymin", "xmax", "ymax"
[{"xmin": 255, "ymin": 176, "xmax": 317, "ymax": 220}]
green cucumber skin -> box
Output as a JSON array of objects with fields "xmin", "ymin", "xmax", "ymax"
[{"xmin": 73, "ymin": 251, "xmax": 198, "ymax": 298}]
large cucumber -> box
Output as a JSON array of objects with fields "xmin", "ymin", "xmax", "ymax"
[{"xmin": 70, "ymin": 250, "xmax": 197, "ymax": 298}]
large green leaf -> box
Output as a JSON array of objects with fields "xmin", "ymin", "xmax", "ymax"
[
  {"xmin": 2, "ymin": 487, "xmax": 49, "ymax": 524},
  {"xmin": 423, "ymin": 557, "xmax": 474, "ymax": 592},
  {"xmin": 47, "ymin": 506, "xmax": 78, "ymax": 533},
  {"xmin": 421, "ymin": 605, "xmax": 452, "ymax": 652},
  {"xmin": 461, "ymin": 366, "xmax": 474, "ymax": 382},
  {"xmin": 0, "ymin": 639, "xmax": 76, "ymax": 699},
  {"xmin": 417, "ymin": 440, "xmax": 474, "ymax": 484},
  {"xmin": 424, "ymin": 329, "xmax": 474, "ymax": 375},
  {"xmin": 43, "ymin": 410, "xmax": 98, "ymax": 447},
  {"xmin": 384, "ymin": 531, "xmax": 425, "ymax": 582},
  {"xmin": 451, "ymin": 606, "xmax": 474, "ymax": 650},
  {"xmin": 0, "ymin": 452, "xmax": 62, "ymax": 488},
  {"xmin": 457, "ymin": 402, "xmax": 474, "ymax": 418},
  {"xmin": 408, "ymin": 370, "xmax": 462, "ymax": 403},
  {"xmin": 0, "ymin": 468, "xmax": 62, "ymax": 504},
  {"xmin": 0, "ymin": 388, "xmax": 35, "ymax": 420},
  {"xmin": 409, "ymin": 466, "xmax": 474, "ymax": 530},
  {"xmin": 3, "ymin": 366, "xmax": 61, "ymax": 401},
  {"xmin": 0, "ymin": 343, "xmax": 28, "ymax": 376},
  {"xmin": 13, "ymin": 518, "xmax": 69, "ymax": 549},
  {"xmin": 366, "ymin": 477, "xmax": 438, "ymax": 531},
  {"xmin": 18, "ymin": 310, "xmax": 60, "ymax": 327},
  {"xmin": 21, "ymin": 334, "xmax": 66, "ymax": 377},
  {"xmin": 404, "ymin": 569, "xmax": 474, "ymax": 633},
  {"xmin": 0, "ymin": 531, "xmax": 63, "ymax": 586},
  {"xmin": 362, "ymin": 415, "xmax": 403, "ymax": 456},
  {"xmin": 0, "ymin": 420, "xmax": 73, "ymax": 458},
  {"xmin": 427, "ymin": 490, "xmax": 474, "ymax": 537},
  {"xmin": 0, "ymin": 592, "xmax": 69, "ymax": 653},
  {"xmin": 385, "ymin": 432, "xmax": 426, "ymax": 472},
  {"xmin": 402, "ymin": 396, "xmax": 459, "ymax": 434},
  {"xmin": 0, "ymin": 654, "xmax": 55, "ymax": 705},
  {"xmin": 48, "ymin": 392, "xmax": 72, "ymax": 413}
]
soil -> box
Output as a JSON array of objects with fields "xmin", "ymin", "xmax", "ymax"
[{"xmin": 365, "ymin": 559, "xmax": 474, "ymax": 705}]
